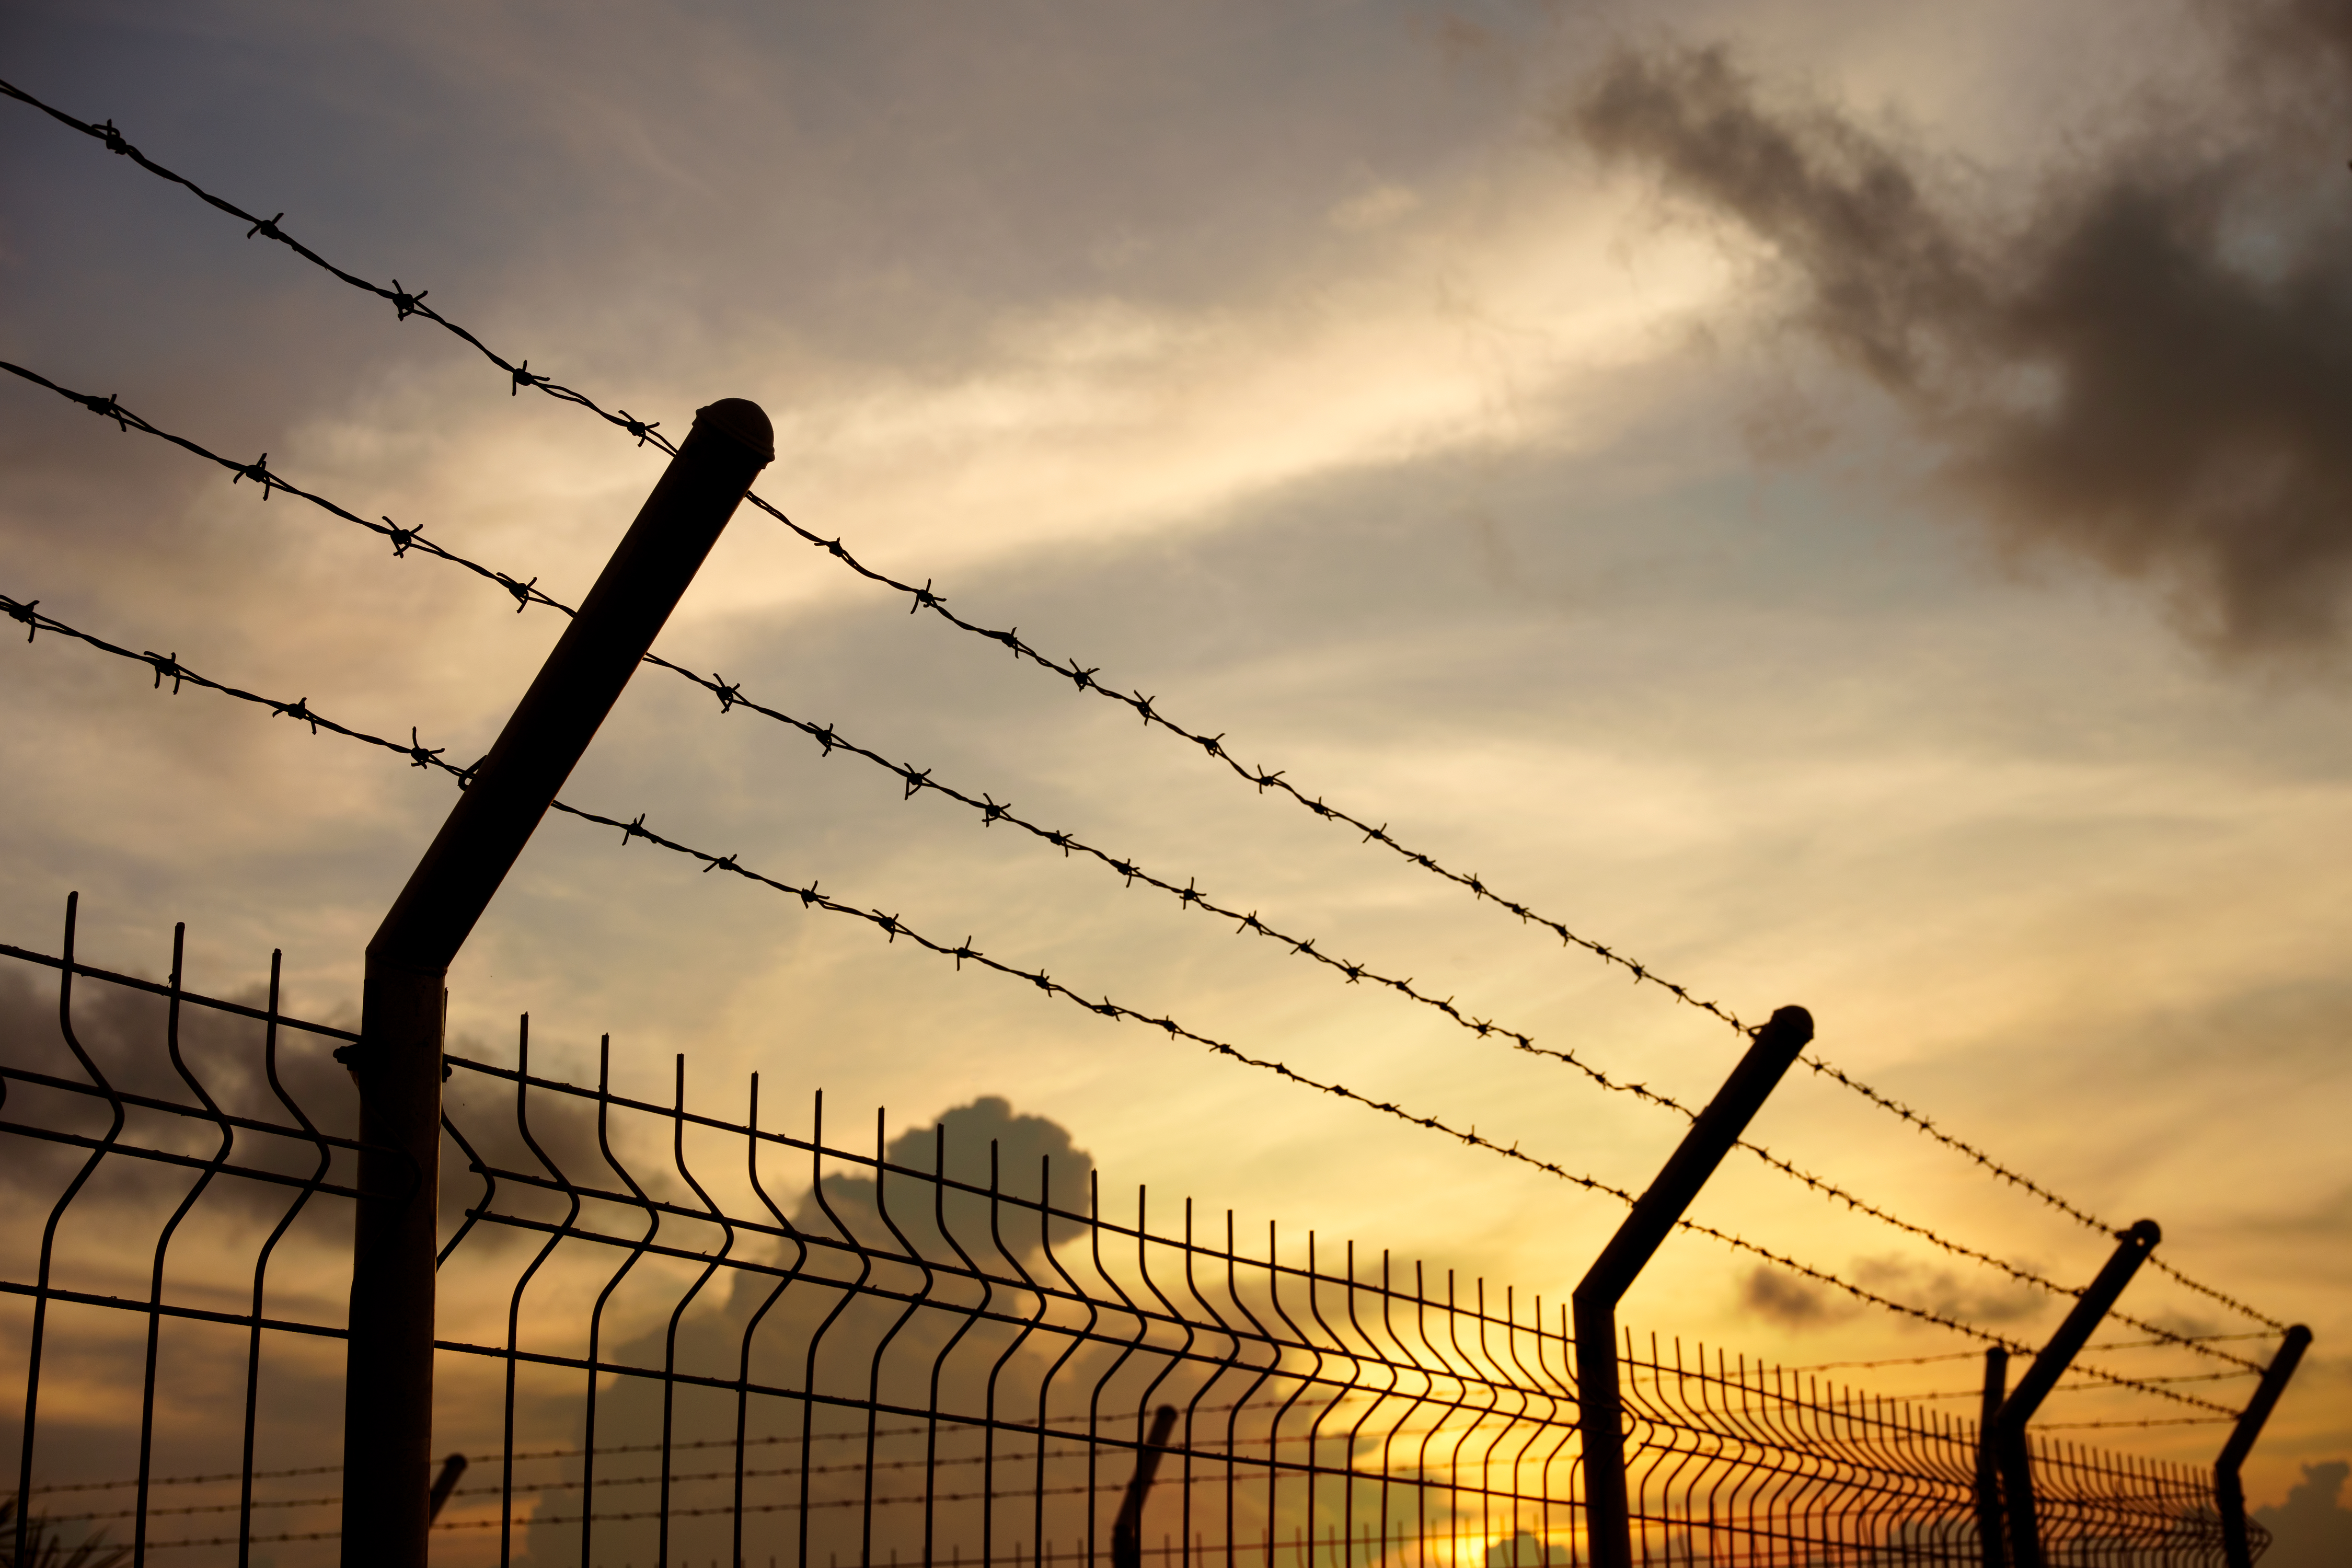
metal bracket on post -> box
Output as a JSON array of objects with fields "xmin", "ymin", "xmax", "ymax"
[
  {"xmin": 2216, "ymin": 1325, "xmax": 2313, "ymax": 1568},
  {"xmin": 337, "ymin": 399, "xmax": 772, "ymax": 1568},
  {"xmin": 1572, "ymin": 1004, "xmax": 1814, "ymax": 1568},
  {"xmin": 1976, "ymin": 1347, "xmax": 2009, "ymax": 1568},
  {"xmin": 1989, "ymin": 1219, "xmax": 2161, "ymax": 1568}
]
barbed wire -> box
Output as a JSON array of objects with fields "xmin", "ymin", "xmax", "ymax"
[
  {"xmin": 36, "ymin": 1396, "xmax": 1339, "ymax": 1497},
  {"xmin": 0, "ymin": 79, "xmax": 2292, "ymax": 1337},
  {"xmin": 0, "ymin": 77, "xmax": 1733, "ymax": 1017},
  {"xmin": 1898, "ymin": 1370, "xmax": 2256, "ymax": 1400},
  {"xmin": 1784, "ymin": 1332, "xmax": 2281, "ymax": 1374},
  {"xmin": 0, "ymin": 359, "xmax": 2278, "ymax": 1369},
  {"xmin": 0, "ymin": 590, "xmax": 2242, "ymax": 1417}
]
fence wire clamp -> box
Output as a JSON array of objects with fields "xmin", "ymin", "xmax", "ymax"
[{"xmin": 388, "ymin": 280, "xmax": 428, "ymax": 320}]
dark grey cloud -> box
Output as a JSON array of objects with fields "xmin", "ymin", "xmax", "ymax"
[
  {"xmin": 1737, "ymin": 1253, "xmax": 2044, "ymax": 1333},
  {"xmin": 1567, "ymin": 2, "xmax": 2352, "ymax": 654},
  {"xmin": 1737, "ymin": 1262, "xmax": 1861, "ymax": 1330},
  {"xmin": 2255, "ymin": 1459, "xmax": 2352, "ymax": 1567}
]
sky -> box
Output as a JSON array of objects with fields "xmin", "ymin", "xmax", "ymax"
[{"xmin": 3, "ymin": 0, "xmax": 2348, "ymax": 1529}]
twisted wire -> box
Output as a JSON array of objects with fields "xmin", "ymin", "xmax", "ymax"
[
  {"xmin": 1785, "ymin": 1332, "xmax": 2278, "ymax": 1373},
  {"xmin": 0, "ymin": 361, "xmax": 2278, "ymax": 1369},
  {"xmin": 0, "ymin": 591, "xmax": 2242, "ymax": 1415},
  {"xmin": 1903, "ymin": 1369, "xmax": 2256, "ymax": 1400},
  {"xmin": 1, "ymin": 77, "xmax": 2296, "ymax": 1336}
]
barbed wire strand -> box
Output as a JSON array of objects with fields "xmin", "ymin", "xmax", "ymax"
[
  {"xmin": 1895, "ymin": 1369, "xmax": 2257, "ymax": 1400},
  {"xmin": 1784, "ymin": 1331, "xmax": 2280, "ymax": 1373},
  {"xmin": 0, "ymin": 80, "xmax": 2295, "ymax": 1340},
  {"xmin": 0, "ymin": 590, "xmax": 2243, "ymax": 1418},
  {"xmin": 38, "ymin": 1397, "xmax": 1336, "ymax": 1497},
  {"xmin": 0, "ymin": 361, "xmax": 2282, "ymax": 1365}
]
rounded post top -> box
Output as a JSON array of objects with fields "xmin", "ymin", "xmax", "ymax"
[
  {"xmin": 2124, "ymin": 1217, "xmax": 2162, "ymax": 1247},
  {"xmin": 694, "ymin": 398, "xmax": 775, "ymax": 462}
]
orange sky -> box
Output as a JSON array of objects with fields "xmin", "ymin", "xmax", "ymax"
[{"xmin": 1, "ymin": 0, "xmax": 2344, "ymax": 1517}]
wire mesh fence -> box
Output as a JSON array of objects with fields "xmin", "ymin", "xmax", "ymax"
[{"xmin": 1, "ymin": 910, "xmax": 2251, "ymax": 1568}]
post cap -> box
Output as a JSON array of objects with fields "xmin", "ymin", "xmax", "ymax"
[{"xmin": 694, "ymin": 398, "xmax": 775, "ymax": 463}]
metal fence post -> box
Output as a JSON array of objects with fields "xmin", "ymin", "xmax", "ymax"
[
  {"xmin": 1975, "ymin": 1346, "xmax": 2008, "ymax": 1568},
  {"xmin": 1988, "ymin": 1219, "xmax": 2161, "ymax": 1568},
  {"xmin": 2216, "ymin": 1325, "xmax": 2313, "ymax": 1568},
  {"xmin": 1112, "ymin": 1404, "xmax": 1179, "ymax": 1568},
  {"xmin": 337, "ymin": 399, "xmax": 772, "ymax": 1568},
  {"xmin": 1572, "ymin": 1004, "xmax": 1814, "ymax": 1568}
]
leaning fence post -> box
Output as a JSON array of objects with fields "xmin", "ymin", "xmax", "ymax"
[
  {"xmin": 337, "ymin": 399, "xmax": 772, "ymax": 1568},
  {"xmin": 1572, "ymin": 1004, "xmax": 1814, "ymax": 1568},
  {"xmin": 2216, "ymin": 1325, "xmax": 2313, "ymax": 1568},
  {"xmin": 1988, "ymin": 1219, "xmax": 2161, "ymax": 1568},
  {"xmin": 1976, "ymin": 1346, "xmax": 2009, "ymax": 1568},
  {"xmin": 1112, "ymin": 1404, "xmax": 1179, "ymax": 1568}
]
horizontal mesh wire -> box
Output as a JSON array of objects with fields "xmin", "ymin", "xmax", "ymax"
[{"xmin": 0, "ymin": 923, "xmax": 2241, "ymax": 1567}]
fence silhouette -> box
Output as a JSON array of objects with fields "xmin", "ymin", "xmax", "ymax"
[
  {"xmin": 2, "ymin": 916, "xmax": 2247, "ymax": 1567},
  {"xmin": 0, "ymin": 71, "xmax": 2310, "ymax": 1568}
]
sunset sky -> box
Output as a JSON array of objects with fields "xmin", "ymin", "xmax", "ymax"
[{"xmin": 3, "ymin": 0, "xmax": 2347, "ymax": 1519}]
